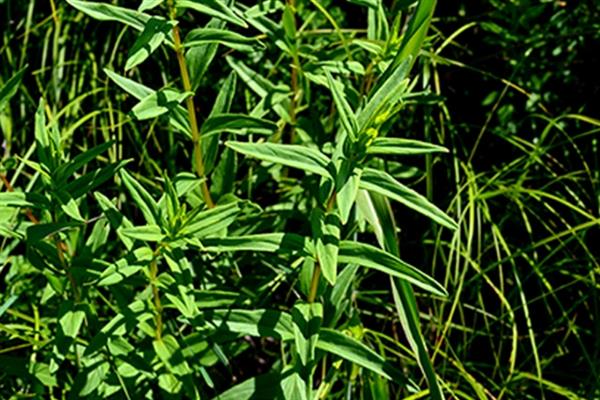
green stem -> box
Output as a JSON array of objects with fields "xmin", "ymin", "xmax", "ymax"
[{"xmin": 168, "ymin": 3, "xmax": 215, "ymax": 208}]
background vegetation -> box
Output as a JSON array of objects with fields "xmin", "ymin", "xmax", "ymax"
[{"xmin": 1, "ymin": 0, "xmax": 599, "ymax": 398}]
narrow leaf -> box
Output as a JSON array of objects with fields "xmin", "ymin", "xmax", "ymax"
[
  {"xmin": 226, "ymin": 141, "xmax": 331, "ymax": 177},
  {"xmin": 360, "ymin": 168, "xmax": 458, "ymax": 230}
]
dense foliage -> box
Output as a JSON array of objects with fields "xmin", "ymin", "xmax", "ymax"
[{"xmin": 1, "ymin": 0, "xmax": 598, "ymax": 399}]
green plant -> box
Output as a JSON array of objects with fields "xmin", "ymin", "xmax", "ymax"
[{"xmin": 0, "ymin": 0, "xmax": 462, "ymax": 398}]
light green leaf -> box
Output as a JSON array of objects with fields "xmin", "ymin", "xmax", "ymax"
[
  {"xmin": 67, "ymin": 0, "xmax": 150, "ymax": 31},
  {"xmin": 311, "ymin": 210, "xmax": 340, "ymax": 285},
  {"xmin": 291, "ymin": 302, "xmax": 322, "ymax": 367},
  {"xmin": 139, "ymin": 0, "xmax": 163, "ymax": 12},
  {"xmin": 367, "ymin": 137, "xmax": 449, "ymax": 155},
  {"xmin": 360, "ymin": 167, "xmax": 458, "ymax": 230},
  {"xmin": 0, "ymin": 192, "xmax": 33, "ymax": 207},
  {"xmin": 204, "ymin": 309, "xmax": 294, "ymax": 340},
  {"xmin": 184, "ymin": 28, "xmax": 260, "ymax": 52},
  {"xmin": 280, "ymin": 369, "xmax": 308, "ymax": 400},
  {"xmin": 120, "ymin": 169, "xmax": 160, "ymax": 225},
  {"xmin": 120, "ymin": 225, "xmax": 164, "ymax": 242},
  {"xmin": 338, "ymin": 240, "xmax": 447, "ymax": 296},
  {"xmin": 325, "ymin": 71, "xmax": 358, "ymax": 141},
  {"xmin": 201, "ymin": 233, "xmax": 309, "ymax": 253},
  {"xmin": 202, "ymin": 114, "xmax": 277, "ymax": 137},
  {"xmin": 60, "ymin": 310, "xmax": 86, "ymax": 338},
  {"xmin": 126, "ymin": 18, "xmax": 176, "ymax": 71},
  {"xmin": 226, "ymin": 141, "xmax": 331, "ymax": 177},
  {"xmin": 357, "ymin": 58, "xmax": 411, "ymax": 132},
  {"xmin": 316, "ymin": 328, "xmax": 402, "ymax": 381},
  {"xmin": 180, "ymin": 202, "xmax": 240, "ymax": 239},
  {"xmin": 153, "ymin": 334, "xmax": 192, "ymax": 376},
  {"xmin": 210, "ymin": 372, "xmax": 281, "ymax": 400},
  {"xmin": 131, "ymin": 89, "xmax": 192, "ymax": 120},
  {"xmin": 336, "ymin": 167, "xmax": 362, "ymax": 224},
  {"xmin": 176, "ymin": 0, "xmax": 247, "ymax": 28}
]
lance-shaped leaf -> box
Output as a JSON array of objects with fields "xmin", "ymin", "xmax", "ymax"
[
  {"xmin": 176, "ymin": 0, "xmax": 247, "ymax": 28},
  {"xmin": 0, "ymin": 192, "xmax": 33, "ymax": 207},
  {"xmin": 131, "ymin": 89, "xmax": 192, "ymax": 120},
  {"xmin": 104, "ymin": 69, "xmax": 191, "ymax": 136},
  {"xmin": 120, "ymin": 225, "xmax": 164, "ymax": 242},
  {"xmin": 357, "ymin": 58, "xmax": 411, "ymax": 133},
  {"xmin": 365, "ymin": 190, "xmax": 445, "ymax": 400},
  {"xmin": 209, "ymin": 372, "xmax": 282, "ymax": 400},
  {"xmin": 120, "ymin": 170, "xmax": 160, "ymax": 225},
  {"xmin": 338, "ymin": 241, "xmax": 447, "ymax": 296},
  {"xmin": 336, "ymin": 167, "xmax": 362, "ymax": 224},
  {"xmin": 203, "ymin": 309, "xmax": 294, "ymax": 340},
  {"xmin": 0, "ymin": 65, "xmax": 26, "ymax": 111},
  {"xmin": 311, "ymin": 210, "xmax": 341, "ymax": 285},
  {"xmin": 67, "ymin": 0, "xmax": 150, "ymax": 31},
  {"xmin": 201, "ymin": 233, "xmax": 309, "ymax": 253},
  {"xmin": 138, "ymin": 0, "xmax": 163, "ymax": 12},
  {"xmin": 292, "ymin": 302, "xmax": 323, "ymax": 367},
  {"xmin": 184, "ymin": 28, "xmax": 260, "ymax": 53},
  {"xmin": 325, "ymin": 71, "xmax": 358, "ymax": 141},
  {"xmin": 180, "ymin": 202, "xmax": 240, "ymax": 239},
  {"xmin": 367, "ymin": 137, "xmax": 449, "ymax": 156},
  {"xmin": 226, "ymin": 142, "xmax": 331, "ymax": 177},
  {"xmin": 126, "ymin": 18, "xmax": 177, "ymax": 71},
  {"xmin": 316, "ymin": 328, "xmax": 404, "ymax": 381},
  {"xmin": 360, "ymin": 167, "xmax": 458, "ymax": 230},
  {"xmin": 202, "ymin": 114, "xmax": 277, "ymax": 137}
]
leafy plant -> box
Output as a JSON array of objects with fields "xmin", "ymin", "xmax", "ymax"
[{"xmin": 0, "ymin": 0, "xmax": 461, "ymax": 398}]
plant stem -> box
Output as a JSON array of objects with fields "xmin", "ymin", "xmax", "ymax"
[
  {"xmin": 168, "ymin": 5, "xmax": 215, "ymax": 208},
  {"xmin": 150, "ymin": 254, "xmax": 163, "ymax": 340},
  {"xmin": 307, "ymin": 262, "xmax": 321, "ymax": 303}
]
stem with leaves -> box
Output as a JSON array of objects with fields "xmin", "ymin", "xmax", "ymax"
[{"xmin": 168, "ymin": 1, "xmax": 215, "ymax": 208}]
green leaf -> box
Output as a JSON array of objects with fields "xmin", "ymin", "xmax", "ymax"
[
  {"xmin": 0, "ymin": 192, "xmax": 33, "ymax": 207},
  {"xmin": 203, "ymin": 309, "xmax": 294, "ymax": 340},
  {"xmin": 184, "ymin": 28, "xmax": 260, "ymax": 52},
  {"xmin": 27, "ymin": 222, "xmax": 81, "ymax": 242},
  {"xmin": 104, "ymin": 68, "xmax": 152, "ymax": 100},
  {"xmin": 104, "ymin": 69, "xmax": 191, "ymax": 136},
  {"xmin": 120, "ymin": 169, "xmax": 160, "ymax": 225},
  {"xmin": 138, "ymin": 0, "xmax": 163, "ymax": 12},
  {"xmin": 59, "ymin": 310, "xmax": 86, "ymax": 338},
  {"xmin": 336, "ymin": 167, "xmax": 362, "ymax": 224},
  {"xmin": 367, "ymin": 137, "xmax": 449, "ymax": 155},
  {"xmin": 201, "ymin": 233, "xmax": 309, "ymax": 253},
  {"xmin": 226, "ymin": 141, "xmax": 331, "ymax": 177},
  {"xmin": 311, "ymin": 210, "xmax": 340, "ymax": 285},
  {"xmin": 67, "ymin": 0, "xmax": 151, "ymax": 31},
  {"xmin": 0, "ymin": 65, "xmax": 26, "ymax": 111},
  {"xmin": 180, "ymin": 202, "xmax": 240, "ymax": 239},
  {"xmin": 357, "ymin": 58, "xmax": 411, "ymax": 132},
  {"xmin": 94, "ymin": 192, "xmax": 135, "ymax": 250},
  {"xmin": 291, "ymin": 302, "xmax": 323, "ymax": 367},
  {"xmin": 53, "ymin": 141, "xmax": 113, "ymax": 186},
  {"xmin": 325, "ymin": 71, "xmax": 358, "ymax": 141},
  {"xmin": 338, "ymin": 240, "xmax": 447, "ymax": 296},
  {"xmin": 202, "ymin": 114, "xmax": 277, "ymax": 137},
  {"xmin": 131, "ymin": 89, "xmax": 192, "ymax": 120},
  {"xmin": 176, "ymin": 0, "xmax": 247, "ymax": 28},
  {"xmin": 360, "ymin": 168, "xmax": 458, "ymax": 230},
  {"xmin": 316, "ymin": 328, "xmax": 403, "ymax": 381},
  {"xmin": 210, "ymin": 372, "xmax": 282, "ymax": 400},
  {"xmin": 153, "ymin": 334, "xmax": 192, "ymax": 376},
  {"xmin": 366, "ymin": 191, "xmax": 445, "ymax": 400},
  {"xmin": 280, "ymin": 368, "xmax": 308, "ymax": 400},
  {"xmin": 126, "ymin": 18, "xmax": 176, "ymax": 71},
  {"xmin": 186, "ymin": 20, "xmax": 224, "ymax": 91},
  {"xmin": 120, "ymin": 225, "xmax": 164, "ymax": 242}
]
